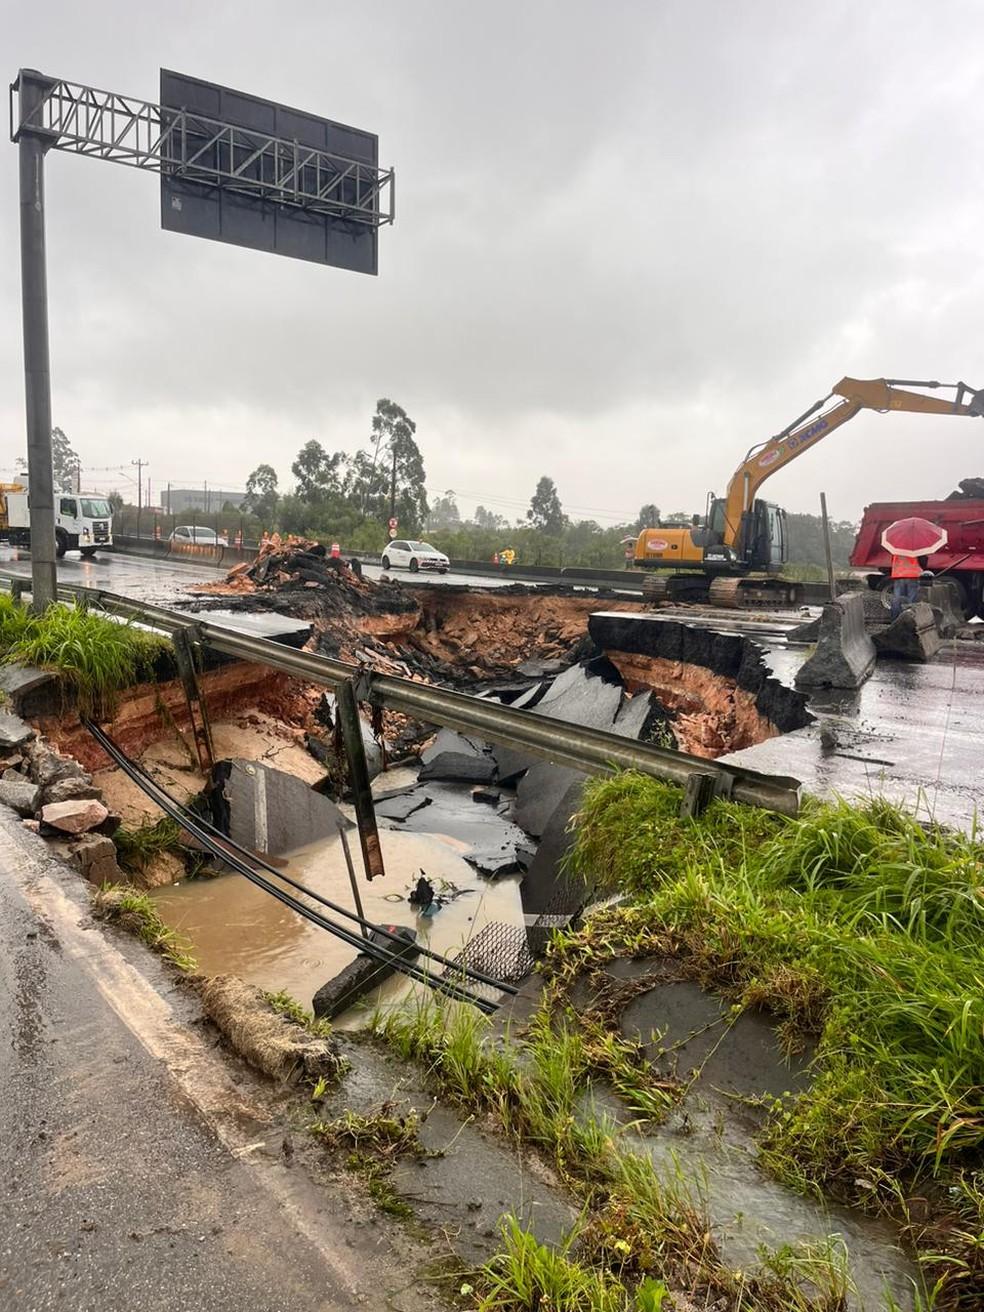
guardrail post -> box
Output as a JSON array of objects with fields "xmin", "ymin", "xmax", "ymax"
[
  {"xmin": 172, "ymin": 628, "xmax": 215, "ymax": 773},
  {"xmin": 335, "ymin": 677, "xmax": 386, "ymax": 881},
  {"xmin": 680, "ymin": 771, "xmax": 719, "ymax": 819}
]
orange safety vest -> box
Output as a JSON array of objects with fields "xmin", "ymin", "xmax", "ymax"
[{"xmin": 891, "ymin": 554, "xmax": 921, "ymax": 580}]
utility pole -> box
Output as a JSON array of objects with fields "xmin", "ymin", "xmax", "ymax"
[
  {"xmin": 132, "ymin": 457, "xmax": 146, "ymax": 538},
  {"xmin": 390, "ymin": 447, "xmax": 397, "ymax": 524},
  {"xmin": 16, "ymin": 70, "xmax": 57, "ymax": 613},
  {"xmin": 204, "ymin": 480, "xmax": 209, "ymax": 514},
  {"xmin": 166, "ymin": 482, "xmax": 171, "ymax": 516}
]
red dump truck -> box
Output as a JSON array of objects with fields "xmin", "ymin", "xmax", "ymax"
[{"xmin": 851, "ymin": 489, "xmax": 984, "ymax": 619}]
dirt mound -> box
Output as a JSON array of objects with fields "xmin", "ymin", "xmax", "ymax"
[{"xmin": 195, "ymin": 536, "xmax": 420, "ymax": 648}]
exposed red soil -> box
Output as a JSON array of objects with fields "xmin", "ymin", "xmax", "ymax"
[
  {"xmin": 41, "ymin": 665, "xmax": 318, "ymax": 771},
  {"xmin": 605, "ymin": 652, "xmax": 779, "ymax": 757}
]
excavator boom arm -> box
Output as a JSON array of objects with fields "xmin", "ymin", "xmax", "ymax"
[{"xmin": 720, "ymin": 377, "xmax": 982, "ymax": 548}]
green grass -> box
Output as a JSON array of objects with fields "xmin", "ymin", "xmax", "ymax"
[
  {"xmin": 0, "ymin": 596, "xmax": 167, "ymax": 716},
  {"xmin": 372, "ymin": 996, "xmax": 866, "ymax": 1310},
  {"xmin": 113, "ymin": 816, "xmax": 183, "ymax": 873},
  {"xmin": 263, "ymin": 989, "xmax": 334, "ymax": 1040},
  {"xmin": 91, "ymin": 887, "xmax": 196, "ymax": 971},
  {"xmin": 310, "ymin": 1107, "xmax": 423, "ymax": 1219},
  {"xmin": 558, "ymin": 774, "xmax": 984, "ymax": 1304}
]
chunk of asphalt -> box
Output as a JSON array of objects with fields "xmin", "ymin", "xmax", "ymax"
[
  {"xmin": 519, "ymin": 778, "xmax": 587, "ymax": 918},
  {"xmin": 311, "ymin": 926, "xmax": 419, "ymax": 1020},
  {"xmin": 464, "ymin": 845, "xmax": 523, "ymax": 878},
  {"xmin": 516, "ymin": 658, "xmax": 567, "ymax": 678},
  {"xmin": 418, "ymin": 752, "xmax": 497, "ymax": 784},
  {"xmin": 420, "ymin": 728, "xmax": 489, "ymax": 764},
  {"xmin": 496, "ymin": 660, "xmax": 625, "ymax": 798},
  {"xmin": 375, "ymin": 791, "xmax": 433, "ymax": 822},
  {"xmin": 0, "ymin": 664, "xmax": 57, "ymax": 718},
  {"xmin": 513, "ymin": 763, "xmax": 582, "ymax": 839}
]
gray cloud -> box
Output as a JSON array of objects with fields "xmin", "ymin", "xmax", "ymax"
[{"xmin": 2, "ymin": 0, "xmax": 983, "ymax": 522}]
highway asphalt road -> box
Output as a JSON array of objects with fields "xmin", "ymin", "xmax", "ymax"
[
  {"xmin": 0, "ymin": 546, "xmax": 526, "ymax": 605},
  {"xmin": 0, "ymin": 809, "xmax": 438, "ymax": 1311}
]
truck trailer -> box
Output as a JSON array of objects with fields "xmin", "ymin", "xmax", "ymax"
[{"xmin": 852, "ymin": 496, "xmax": 984, "ymax": 619}]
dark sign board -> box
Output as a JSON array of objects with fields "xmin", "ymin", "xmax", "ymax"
[{"xmin": 159, "ymin": 69, "xmax": 380, "ymax": 273}]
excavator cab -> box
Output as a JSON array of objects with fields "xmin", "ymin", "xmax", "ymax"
[{"xmin": 701, "ymin": 497, "xmax": 786, "ymax": 572}]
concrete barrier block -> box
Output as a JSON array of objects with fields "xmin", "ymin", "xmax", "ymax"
[
  {"xmin": 919, "ymin": 580, "xmax": 964, "ymax": 637},
  {"xmin": 795, "ymin": 592, "xmax": 876, "ymax": 690},
  {"xmin": 872, "ymin": 602, "xmax": 943, "ymax": 662}
]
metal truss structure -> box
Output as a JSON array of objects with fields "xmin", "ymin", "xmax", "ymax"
[{"xmin": 10, "ymin": 74, "xmax": 394, "ymax": 227}]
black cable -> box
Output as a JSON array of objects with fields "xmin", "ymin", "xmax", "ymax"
[
  {"xmin": 86, "ymin": 724, "xmax": 501, "ymax": 1013},
  {"xmin": 86, "ymin": 721, "xmax": 515, "ymax": 996}
]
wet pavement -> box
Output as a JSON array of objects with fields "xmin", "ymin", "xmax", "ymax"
[
  {"xmin": 0, "ymin": 809, "xmax": 443, "ymax": 1312},
  {"xmin": 0, "ymin": 546, "xmax": 529, "ymax": 604},
  {"xmin": 723, "ymin": 635, "xmax": 984, "ymax": 831}
]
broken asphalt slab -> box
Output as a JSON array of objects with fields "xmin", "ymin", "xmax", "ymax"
[{"xmin": 418, "ymin": 751, "xmax": 497, "ymax": 784}]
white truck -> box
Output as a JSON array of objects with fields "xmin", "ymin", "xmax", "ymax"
[{"xmin": 0, "ymin": 482, "xmax": 114, "ymax": 558}]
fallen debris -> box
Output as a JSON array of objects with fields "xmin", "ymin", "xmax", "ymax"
[
  {"xmin": 200, "ymin": 974, "xmax": 342, "ymax": 1081},
  {"xmin": 40, "ymin": 797, "xmax": 109, "ymax": 835},
  {"xmin": 871, "ymin": 602, "xmax": 943, "ymax": 662}
]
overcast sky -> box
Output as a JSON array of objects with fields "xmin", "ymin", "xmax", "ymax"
[{"xmin": 2, "ymin": 0, "xmax": 983, "ymax": 524}]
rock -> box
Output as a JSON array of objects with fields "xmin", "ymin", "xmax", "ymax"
[
  {"xmin": 72, "ymin": 834, "xmax": 124, "ymax": 885},
  {"xmin": 27, "ymin": 743, "xmax": 87, "ymax": 788},
  {"xmin": 41, "ymin": 776, "xmax": 102, "ymax": 806},
  {"xmin": 0, "ymin": 712, "xmax": 36, "ymax": 751},
  {"xmin": 0, "ymin": 778, "xmax": 42, "ymax": 817},
  {"xmin": 40, "ymin": 799, "xmax": 109, "ymax": 835},
  {"xmin": 418, "ymin": 752, "xmax": 497, "ymax": 784},
  {"xmin": 871, "ymin": 602, "xmax": 943, "ymax": 662},
  {"xmin": 21, "ymin": 819, "xmax": 40, "ymax": 833},
  {"xmin": 3, "ymin": 766, "xmax": 25, "ymax": 782}
]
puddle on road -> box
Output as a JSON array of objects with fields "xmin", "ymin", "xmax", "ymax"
[{"xmin": 152, "ymin": 827, "xmax": 522, "ymax": 1024}]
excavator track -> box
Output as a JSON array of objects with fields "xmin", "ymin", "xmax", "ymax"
[
  {"xmin": 709, "ymin": 575, "xmax": 802, "ymax": 609},
  {"xmin": 642, "ymin": 573, "xmax": 712, "ymax": 605},
  {"xmin": 641, "ymin": 574, "xmax": 672, "ymax": 603}
]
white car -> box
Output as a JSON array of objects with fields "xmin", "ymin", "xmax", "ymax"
[
  {"xmin": 169, "ymin": 525, "xmax": 228, "ymax": 546},
  {"xmin": 381, "ymin": 539, "xmax": 450, "ymax": 573}
]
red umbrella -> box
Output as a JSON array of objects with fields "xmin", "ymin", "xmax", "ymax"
[{"xmin": 880, "ymin": 516, "xmax": 948, "ymax": 556}]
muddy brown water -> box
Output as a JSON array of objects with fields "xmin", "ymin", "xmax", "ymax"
[{"xmin": 152, "ymin": 827, "xmax": 523, "ymax": 1024}]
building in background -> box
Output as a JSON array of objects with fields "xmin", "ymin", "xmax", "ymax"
[{"xmin": 164, "ymin": 488, "xmax": 246, "ymax": 514}]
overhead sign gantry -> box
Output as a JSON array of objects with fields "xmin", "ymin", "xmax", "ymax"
[{"xmin": 11, "ymin": 67, "xmax": 394, "ymax": 608}]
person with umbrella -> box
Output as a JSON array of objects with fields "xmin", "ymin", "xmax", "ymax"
[{"xmin": 881, "ymin": 517, "xmax": 948, "ymax": 621}]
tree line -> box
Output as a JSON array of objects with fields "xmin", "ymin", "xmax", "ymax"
[{"xmin": 63, "ymin": 394, "xmax": 859, "ymax": 570}]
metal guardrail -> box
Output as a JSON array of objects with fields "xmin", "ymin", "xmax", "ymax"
[{"xmin": 0, "ymin": 572, "xmax": 802, "ymax": 816}]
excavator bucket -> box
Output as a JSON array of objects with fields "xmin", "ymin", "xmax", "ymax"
[{"xmin": 969, "ymin": 389, "xmax": 984, "ymax": 417}]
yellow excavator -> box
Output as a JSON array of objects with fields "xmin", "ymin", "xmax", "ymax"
[{"xmin": 634, "ymin": 376, "xmax": 984, "ymax": 605}]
